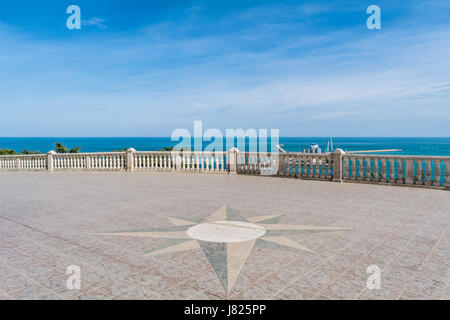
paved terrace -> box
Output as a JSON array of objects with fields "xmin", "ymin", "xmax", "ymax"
[{"xmin": 0, "ymin": 171, "xmax": 449, "ymax": 300}]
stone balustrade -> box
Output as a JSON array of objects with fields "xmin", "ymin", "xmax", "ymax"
[
  {"xmin": 342, "ymin": 153, "xmax": 450, "ymax": 188},
  {"xmin": 236, "ymin": 152, "xmax": 334, "ymax": 179},
  {"xmin": 1, "ymin": 148, "xmax": 449, "ymax": 190},
  {"xmin": 0, "ymin": 154, "xmax": 47, "ymax": 171},
  {"xmin": 51, "ymin": 152, "xmax": 127, "ymax": 170},
  {"xmin": 133, "ymin": 150, "xmax": 229, "ymax": 172}
]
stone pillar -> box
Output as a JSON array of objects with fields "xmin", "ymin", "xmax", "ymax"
[
  {"xmin": 278, "ymin": 154, "xmax": 285, "ymax": 176},
  {"xmin": 47, "ymin": 150, "xmax": 56, "ymax": 171},
  {"xmin": 175, "ymin": 151, "xmax": 182, "ymax": 171},
  {"xmin": 86, "ymin": 156, "xmax": 91, "ymax": 170},
  {"xmin": 332, "ymin": 149, "xmax": 345, "ymax": 182},
  {"xmin": 16, "ymin": 158, "xmax": 21, "ymax": 170},
  {"xmin": 228, "ymin": 148, "xmax": 239, "ymax": 174},
  {"xmin": 405, "ymin": 158, "xmax": 415, "ymax": 184},
  {"xmin": 126, "ymin": 148, "xmax": 136, "ymax": 172},
  {"xmin": 445, "ymin": 160, "xmax": 450, "ymax": 190}
]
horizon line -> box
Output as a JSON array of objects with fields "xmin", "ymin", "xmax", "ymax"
[{"xmin": 0, "ymin": 136, "xmax": 449, "ymax": 139}]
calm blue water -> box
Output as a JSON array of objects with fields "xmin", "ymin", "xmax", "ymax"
[{"xmin": 1, "ymin": 137, "xmax": 450, "ymax": 156}]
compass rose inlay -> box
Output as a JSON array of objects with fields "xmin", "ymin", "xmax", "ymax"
[{"xmin": 98, "ymin": 205, "xmax": 351, "ymax": 294}]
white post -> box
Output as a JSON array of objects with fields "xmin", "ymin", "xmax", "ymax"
[
  {"xmin": 47, "ymin": 150, "xmax": 56, "ymax": 171},
  {"xmin": 228, "ymin": 148, "xmax": 239, "ymax": 174},
  {"xmin": 445, "ymin": 160, "xmax": 450, "ymax": 190},
  {"xmin": 126, "ymin": 148, "xmax": 136, "ymax": 172},
  {"xmin": 175, "ymin": 151, "xmax": 182, "ymax": 171},
  {"xmin": 405, "ymin": 158, "xmax": 415, "ymax": 184},
  {"xmin": 332, "ymin": 149, "xmax": 345, "ymax": 182},
  {"xmin": 86, "ymin": 156, "xmax": 91, "ymax": 170}
]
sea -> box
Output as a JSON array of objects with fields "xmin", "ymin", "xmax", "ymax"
[{"xmin": 1, "ymin": 137, "xmax": 450, "ymax": 156}]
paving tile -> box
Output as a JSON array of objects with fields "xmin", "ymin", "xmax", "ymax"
[
  {"xmin": 0, "ymin": 268, "xmax": 37, "ymax": 294},
  {"xmin": 315, "ymin": 280, "xmax": 350, "ymax": 300},
  {"xmin": 289, "ymin": 276, "xmax": 322, "ymax": 300},
  {"xmin": 75, "ymin": 286, "xmax": 114, "ymax": 300},
  {"xmin": 5, "ymin": 253, "xmax": 40, "ymax": 270},
  {"xmin": 398, "ymin": 272, "xmax": 448, "ymax": 299},
  {"xmin": 9, "ymin": 284, "xmax": 58, "ymax": 300},
  {"xmin": 201, "ymin": 284, "xmax": 230, "ymax": 299},
  {"xmin": 140, "ymin": 273, "xmax": 186, "ymax": 294},
  {"xmin": 40, "ymin": 275, "xmax": 87, "ymax": 300},
  {"xmin": 18, "ymin": 262, "xmax": 64, "ymax": 283},
  {"xmin": 159, "ymin": 283, "xmax": 203, "ymax": 300},
  {"xmin": 231, "ymin": 285, "xmax": 272, "ymax": 300},
  {"xmin": 187, "ymin": 272, "xmax": 218, "ymax": 291},
  {"xmin": 274, "ymin": 286, "xmax": 305, "ymax": 300},
  {"xmin": 357, "ymin": 288, "xmax": 397, "ymax": 300}
]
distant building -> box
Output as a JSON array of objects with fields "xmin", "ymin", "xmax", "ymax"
[
  {"xmin": 303, "ymin": 143, "xmax": 322, "ymax": 154},
  {"xmin": 301, "ymin": 138, "xmax": 333, "ymax": 154}
]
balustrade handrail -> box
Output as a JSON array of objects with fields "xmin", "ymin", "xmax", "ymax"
[
  {"xmin": 343, "ymin": 154, "xmax": 450, "ymax": 159},
  {"xmin": 53, "ymin": 152, "xmax": 127, "ymax": 156},
  {"xmin": 242, "ymin": 151, "xmax": 327, "ymax": 156},
  {"xmin": 135, "ymin": 150, "xmax": 227, "ymax": 154},
  {"xmin": 0, "ymin": 154, "xmax": 47, "ymax": 158},
  {"xmin": 0, "ymin": 152, "xmax": 126, "ymax": 158}
]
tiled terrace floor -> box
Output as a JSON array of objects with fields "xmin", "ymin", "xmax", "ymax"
[{"xmin": 0, "ymin": 171, "xmax": 449, "ymax": 300}]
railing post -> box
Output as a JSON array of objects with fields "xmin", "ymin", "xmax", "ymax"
[
  {"xmin": 47, "ymin": 150, "xmax": 56, "ymax": 171},
  {"xmin": 405, "ymin": 158, "xmax": 415, "ymax": 184},
  {"xmin": 175, "ymin": 151, "xmax": 182, "ymax": 171},
  {"xmin": 278, "ymin": 154, "xmax": 285, "ymax": 176},
  {"xmin": 86, "ymin": 155, "xmax": 91, "ymax": 170},
  {"xmin": 15, "ymin": 157, "xmax": 21, "ymax": 170},
  {"xmin": 445, "ymin": 160, "xmax": 450, "ymax": 190},
  {"xmin": 228, "ymin": 148, "xmax": 238, "ymax": 174},
  {"xmin": 332, "ymin": 149, "xmax": 345, "ymax": 182},
  {"xmin": 126, "ymin": 148, "xmax": 136, "ymax": 172}
]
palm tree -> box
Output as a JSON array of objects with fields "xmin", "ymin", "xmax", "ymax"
[{"xmin": 54, "ymin": 143, "xmax": 81, "ymax": 153}]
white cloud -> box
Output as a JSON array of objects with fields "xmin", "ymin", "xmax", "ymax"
[{"xmin": 81, "ymin": 17, "xmax": 107, "ymax": 29}]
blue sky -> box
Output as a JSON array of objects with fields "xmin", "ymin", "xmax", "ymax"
[{"xmin": 0, "ymin": 0, "xmax": 449, "ymax": 137}]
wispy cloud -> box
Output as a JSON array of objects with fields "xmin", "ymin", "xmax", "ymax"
[{"xmin": 82, "ymin": 17, "xmax": 107, "ymax": 29}]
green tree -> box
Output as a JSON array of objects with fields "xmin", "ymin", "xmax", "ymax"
[
  {"xmin": 69, "ymin": 146, "xmax": 81, "ymax": 153},
  {"xmin": 0, "ymin": 148, "xmax": 18, "ymax": 155},
  {"xmin": 21, "ymin": 149, "xmax": 41, "ymax": 154},
  {"xmin": 54, "ymin": 143, "xmax": 68, "ymax": 153},
  {"xmin": 54, "ymin": 143, "xmax": 81, "ymax": 153}
]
